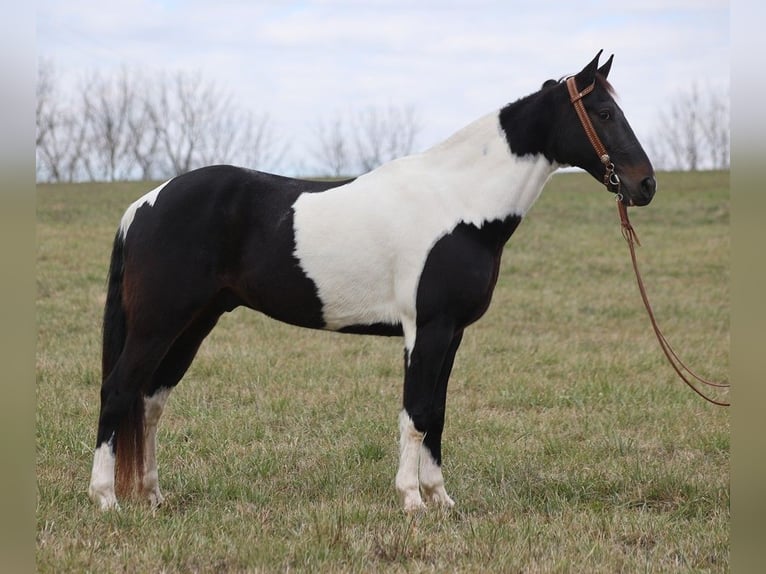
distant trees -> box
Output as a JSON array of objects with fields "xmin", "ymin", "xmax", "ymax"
[
  {"xmin": 36, "ymin": 61, "xmax": 283, "ymax": 183},
  {"xmin": 36, "ymin": 60, "xmax": 422, "ymax": 183},
  {"xmin": 36, "ymin": 61, "xmax": 729, "ymax": 182},
  {"xmin": 647, "ymin": 84, "xmax": 730, "ymax": 171},
  {"xmin": 36, "ymin": 59, "xmax": 90, "ymax": 182},
  {"xmin": 311, "ymin": 105, "xmax": 421, "ymax": 177}
]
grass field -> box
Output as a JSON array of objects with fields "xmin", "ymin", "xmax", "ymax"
[{"xmin": 36, "ymin": 171, "xmax": 729, "ymax": 573}]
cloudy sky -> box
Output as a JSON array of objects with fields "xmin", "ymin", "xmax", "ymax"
[{"xmin": 38, "ymin": 0, "xmax": 729, "ymax": 175}]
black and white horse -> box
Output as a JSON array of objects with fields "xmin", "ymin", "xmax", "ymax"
[{"xmin": 89, "ymin": 52, "xmax": 655, "ymax": 511}]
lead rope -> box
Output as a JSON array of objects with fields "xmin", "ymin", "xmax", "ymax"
[
  {"xmin": 566, "ymin": 73, "xmax": 729, "ymax": 406},
  {"xmin": 617, "ymin": 200, "xmax": 730, "ymax": 406}
]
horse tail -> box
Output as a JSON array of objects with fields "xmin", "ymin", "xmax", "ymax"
[
  {"xmin": 102, "ymin": 231, "xmax": 127, "ymax": 379},
  {"xmin": 101, "ymin": 230, "xmax": 145, "ymax": 498}
]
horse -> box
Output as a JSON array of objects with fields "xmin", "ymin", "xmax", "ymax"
[{"xmin": 88, "ymin": 51, "xmax": 656, "ymax": 512}]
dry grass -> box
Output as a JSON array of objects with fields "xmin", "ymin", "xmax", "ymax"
[{"xmin": 36, "ymin": 171, "xmax": 729, "ymax": 572}]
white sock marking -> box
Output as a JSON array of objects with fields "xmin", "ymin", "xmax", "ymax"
[
  {"xmin": 419, "ymin": 444, "xmax": 454, "ymax": 507},
  {"xmin": 395, "ymin": 410, "xmax": 425, "ymax": 512},
  {"xmin": 142, "ymin": 388, "xmax": 171, "ymax": 506},
  {"xmin": 88, "ymin": 439, "xmax": 119, "ymax": 510}
]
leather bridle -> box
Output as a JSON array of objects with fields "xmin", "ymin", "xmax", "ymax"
[
  {"xmin": 566, "ymin": 74, "xmax": 730, "ymax": 407},
  {"xmin": 566, "ymin": 75, "xmax": 622, "ymax": 196}
]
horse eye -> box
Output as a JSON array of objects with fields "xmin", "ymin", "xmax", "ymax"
[{"xmin": 599, "ymin": 110, "xmax": 612, "ymax": 121}]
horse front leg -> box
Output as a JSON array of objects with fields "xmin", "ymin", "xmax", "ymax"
[
  {"xmin": 419, "ymin": 329, "xmax": 463, "ymax": 507},
  {"xmin": 395, "ymin": 319, "xmax": 461, "ymax": 512}
]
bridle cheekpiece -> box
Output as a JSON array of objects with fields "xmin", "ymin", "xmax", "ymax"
[{"xmin": 565, "ymin": 75, "xmax": 622, "ymax": 198}]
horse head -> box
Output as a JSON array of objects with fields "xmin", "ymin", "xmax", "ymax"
[{"xmin": 547, "ymin": 51, "xmax": 656, "ymax": 206}]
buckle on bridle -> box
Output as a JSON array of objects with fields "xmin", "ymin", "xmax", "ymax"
[{"xmin": 601, "ymin": 156, "xmax": 620, "ymax": 193}]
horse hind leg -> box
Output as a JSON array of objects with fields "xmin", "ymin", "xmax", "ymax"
[
  {"xmin": 90, "ymin": 304, "xmax": 222, "ymax": 511},
  {"xmin": 89, "ymin": 305, "xmax": 217, "ymax": 509},
  {"xmin": 89, "ymin": 437, "xmax": 119, "ymax": 510},
  {"xmin": 89, "ymin": 336, "xmax": 172, "ymax": 510},
  {"xmin": 140, "ymin": 308, "xmax": 223, "ymax": 507},
  {"xmin": 142, "ymin": 388, "xmax": 171, "ymax": 507}
]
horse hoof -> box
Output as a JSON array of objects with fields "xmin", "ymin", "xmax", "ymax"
[
  {"xmin": 402, "ymin": 493, "xmax": 426, "ymax": 513},
  {"xmin": 432, "ymin": 493, "xmax": 455, "ymax": 508},
  {"xmin": 88, "ymin": 487, "xmax": 120, "ymax": 511},
  {"xmin": 147, "ymin": 490, "xmax": 165, "ymax": 509}
]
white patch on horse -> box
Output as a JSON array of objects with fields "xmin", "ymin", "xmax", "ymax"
[
  {"xmin": 142, "ymin": 387, "xmax": 171, "ymax": 507},
  {"xmin": 419, "ymin": 444, "xmax": 454, "ymax": 507},
  {"xmin": 292, "ymin": 112, "xmax": 557, "ymax": 331},
  {"xmin": 119, "ymin": 179, "xmax": 172, "ymax": 240},
  {"xmin": 88, "ymin": 438, "xmax": 119, "ymax": 510},
  {"xmin": 395, "ymin": 410, "xmax": 426, "ymax": 512}
]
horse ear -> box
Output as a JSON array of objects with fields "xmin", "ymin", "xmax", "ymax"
[
  {"xmin": 574, "ymin": 49, "xmax": 603, "ymax": 88},
  {"xmin": 598, "ymin": 54, "xmax": 614, "ymax": 79},
  {"xmin": 541, "ymin": 79, "xmax": 557, "ymax": 89}
]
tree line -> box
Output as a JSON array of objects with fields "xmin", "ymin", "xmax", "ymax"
[
  {"xmin": 36, "ymin": 61, "xmax": 421, "ymax": 183},
  {"xmin": 36, "ymin": 60, "xmax": 728, "ymax": 183},
  {"xmin": 37, "ymin": 61, "xmax": 288, "ymax": 183}
]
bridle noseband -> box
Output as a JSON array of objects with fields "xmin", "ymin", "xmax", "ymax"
[{"xmin": 565, "ymin": 76, "xmax": 622, "ymax": 197}]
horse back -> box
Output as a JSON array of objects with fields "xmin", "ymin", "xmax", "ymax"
[{"xmin": 119, "ymin": 166, "xmax": 352, "ymax": 328}]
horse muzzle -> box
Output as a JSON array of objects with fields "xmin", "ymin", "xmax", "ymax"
[{"xmin": 619, "ymin": 174, "xmax": 656, "ymax": 207}]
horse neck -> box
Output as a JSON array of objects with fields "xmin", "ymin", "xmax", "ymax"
[{"xmin": 419, "ymin": 111, "xmax": 559, "ymax": 225}]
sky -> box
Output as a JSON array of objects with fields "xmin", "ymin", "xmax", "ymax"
[{"xmin": 37, "ymin": 0, "xmax": 730, "ymax": 175}]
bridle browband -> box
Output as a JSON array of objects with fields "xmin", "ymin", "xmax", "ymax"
[
  {"xmin": 566, "ymin": 75, "xmax": 729, "ymax": 407},
  {"xmin": 565, "ymin": 76, "xmax": 621, "ymax": 196}
]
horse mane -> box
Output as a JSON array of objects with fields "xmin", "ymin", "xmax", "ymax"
[{"xmin": 595, "ymin": 73, "xmax": 616, "ymax": 97}]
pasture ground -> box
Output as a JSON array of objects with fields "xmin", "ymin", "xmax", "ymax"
[{"xmin": 36, "ymin": 171, "xmax": 729, "ymax": 573}]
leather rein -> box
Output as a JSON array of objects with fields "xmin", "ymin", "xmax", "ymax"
[{"xmin": 566, "ymin": 76, "xmax": 730, "ymax": 407}]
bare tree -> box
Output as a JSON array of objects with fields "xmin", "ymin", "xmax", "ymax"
[
  {"xmin": 150, "ymin": 71, "xmax": 277, "ymax": 176},
  {"xmin": 311, "ymin": 104, "xmax": 420, "ymax": 176},
  {"xmin": 126, "ymin": 75, "xmax": 162, "ymax": 181},
  {"xmin": 37, "ymin": 63, "xmax": 289, "ymax": 181},
  {"xmin": 649, "ymin": 84, "xmax": 729, "ymax": 171},
  {"xmin": 235, "ymin": 111, "xmax": 286, "ymax": 172},
  {"xmin": 36, "ymin": 58, "xmax": 54, "ymax": 149},
  {"xmin": 354, "ymin": 104, "xmax": 420, "ymax": 172},
  {"xmin": 152, "ymin": 71, "xmax": 210, "ymax": 175},
  {"xmin": 36, "ymin": 58, "xmax": 60, "ymax": 181},
  {"xmin": 312, "ymin": 116, "xmax": 351, "ymax": 177},
  {"xmin": 82, "ymin": 69, "xmax": 137, "ymax": 181},
  {"xmin": 195, "ymin": 94, "xmax": 240, "ymax": 167},
  {"xmin": 60, "ymin": 116, "xmax": 92, "ymax": 182},
  {"xmin": 36, "ymin": 60, "xmax": 91, "ymax": 182},
  {"xmin": 149, "ymin": 72, "xmax": 285, "ymax": 176},
  {"xmin": 699, "ymin": 88, "xmax": 730, "ymax": 170}
]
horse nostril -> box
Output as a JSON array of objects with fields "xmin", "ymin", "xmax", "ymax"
[{"xmin": 641, "ymin": 176, "xmax": 656, "ymax": 197}]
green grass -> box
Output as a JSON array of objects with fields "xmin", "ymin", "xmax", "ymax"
[{"xmin": 36, "ymin": 171, "xmax": 729, "ymax": 572}]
